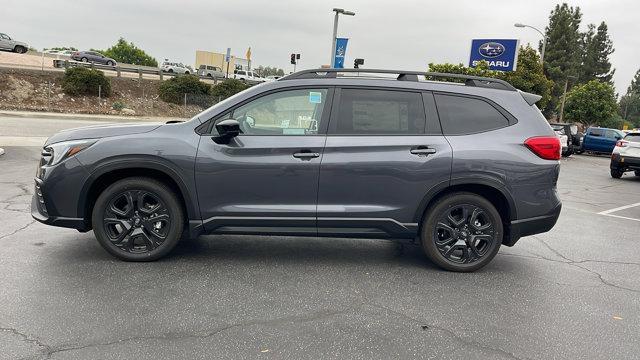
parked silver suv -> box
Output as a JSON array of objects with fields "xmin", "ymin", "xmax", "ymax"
[
  {"xmin": 0, "ymin": 32, "xmax": 28, "ymax": 53},
  {"xmin": 31, "ymin": 69, "xmax": 561, "ymax": 272}
]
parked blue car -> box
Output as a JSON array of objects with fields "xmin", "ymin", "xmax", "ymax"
[{"xmin": 581, "ymin": 127, "xmax": 625, "ymax": 153}]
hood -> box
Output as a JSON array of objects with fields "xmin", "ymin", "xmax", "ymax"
[{"xmin": 44, "ymin": 122, "xmax": 162, "ymax": 146}]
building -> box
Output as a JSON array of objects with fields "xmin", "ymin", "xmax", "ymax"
[{"xmin": 195, "ymin": 50, "xmax": 249, "ymax": 76}]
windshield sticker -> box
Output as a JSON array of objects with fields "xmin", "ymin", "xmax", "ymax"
[{"xmin": 309, "ymin": 92, "xmax": 322, "ymax": 104}]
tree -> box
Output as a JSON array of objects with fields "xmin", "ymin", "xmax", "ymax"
[
  {"xmin": 95, "ymin": 38, "xmax": 158, "ymax": 67},
  {"xmin": 255, "ymin": 66, "xmax": 285, "ymax": 77},
  {"xmin": 542, "ymin": 3, "xmax": 583, "ymax": 116},
  {"xmin": 428, "ymin": 45, "xmax": 554, "ymax": 110},
  {"xmin": 580, "ymin": 22, "xmax": 615, "ymax": 83},
  {"xmin": 619, "ymin": 68, "xmax": 640, "ymax": 127},
  {"xmin": 563, "ymin": 80, "xmax": 618, "ymax": 126}
]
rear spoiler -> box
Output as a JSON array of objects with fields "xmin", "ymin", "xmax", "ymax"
[{"xmin": 519, "ymin": 90, "xmax": 542, "ymax": 106}]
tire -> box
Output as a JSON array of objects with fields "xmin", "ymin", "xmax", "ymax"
[
  {"xmin": 635, "ymin": 171, "xmax": 640, "ymax": 177},
  {"xmin": 14, "ymin": 46, "xmax": 26, "ymax": 54},
  {"xmin": 106, "ymin": 60, "xmax": 114, "ymax": 66},
  {"xmin": 185, "ymin": 71, "xmax": 190, "ymax": 75},
  {"xmin": 168, "ymin": 69, "xmax": 173, "ymax": 73},
  {"xmin": 421, "ymin": 192, "xmax": 503, "ymax": 272},
  {"xmin": 610, "ymin": 169, "xmax": 624, "ymax": 179},
  {"xmin": 91, "ymin": 177, "xmax": 184, "ymax": 261},
  {"xmin": 81, "ymin": 57, "xmax": 88, "ymax": 62}
]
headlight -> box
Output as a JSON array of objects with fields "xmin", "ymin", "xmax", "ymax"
[{"xmin": 44, "ymin": 139, "xmax": 97, "ymax": 166}]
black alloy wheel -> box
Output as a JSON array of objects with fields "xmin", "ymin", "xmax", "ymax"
[
  {"xmin": 422, "ymin": 193, "xmax": 502, "ymax": 272},
  {"xmin": 92, "ymin": 177, "xmax": 183, "ymax": 261}
]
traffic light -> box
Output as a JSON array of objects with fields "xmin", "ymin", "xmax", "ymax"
[
  {"xmin": 290, "ymin": 53, "xmax": 296, "ymax": 65},
  {"xmin": 354, "ymin": 58, "xmax": 364, "ymax": 69}
]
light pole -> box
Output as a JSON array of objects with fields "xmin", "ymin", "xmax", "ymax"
[
  {"xmin": 514, "ymin": 23, "xmax": 547, "ymax": 65},
  {"xmin": 330, "ymin": 8, "xmax": 355, "ymax": 68}
]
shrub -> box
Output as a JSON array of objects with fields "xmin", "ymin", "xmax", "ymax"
[
  {"xmin": 62, "ymin": 67, "xmax": 111, "ymax": 97},
  {"xmin": 158, "ymin": 75, "xmax": 211, "ymax": 104},
  {"xmin": 210, "ymin": 79, "xmax": 249, "ymax": 99},
  {"xmin": 112, "ymin": 101, "xmax": 126, "ymax": 110}
]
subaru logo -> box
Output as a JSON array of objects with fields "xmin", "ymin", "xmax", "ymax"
[{"xmin": 478, "ymin": 42, "xmax": 505, "ymax": 58}]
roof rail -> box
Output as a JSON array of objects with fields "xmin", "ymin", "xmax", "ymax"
[{"xmin": 281, "ymin": 68, "xmax": 517, "ymax": 91}]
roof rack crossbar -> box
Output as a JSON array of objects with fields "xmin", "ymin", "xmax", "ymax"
[{"xmin": 281, "ymin": 68, "xmax": 517, "ymax": 91}]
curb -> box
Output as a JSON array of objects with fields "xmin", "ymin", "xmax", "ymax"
[{"xmin": 0, "ymin": 110, "xmax": 187, "ymax": 123}]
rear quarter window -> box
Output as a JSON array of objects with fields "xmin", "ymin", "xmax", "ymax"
[{"xmin": 434, "ymin": 94, "xmax": 510, "ymax": 135}]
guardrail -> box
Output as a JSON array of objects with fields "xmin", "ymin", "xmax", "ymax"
[{"xmin": 52, "ymin": 59, "xmax": 263, "ymax": 85}]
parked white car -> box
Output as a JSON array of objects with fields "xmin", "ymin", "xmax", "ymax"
[
  {"xmin": 233, "ymin": 69, "xmax": 266, "ymax": 83},
  {"xmin": 0, "ymin": 33, "xmax": 28, "ymax": 53},
  {"xmin": 161, "ymin": 62, "xmax": 192, "ymax": 74}
]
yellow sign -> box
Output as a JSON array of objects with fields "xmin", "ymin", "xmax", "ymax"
[
  {"xmin": 623, "ymin": 124, "xmax": 629, "ymax": 130},
  {"xmin": 246, "ymin": 47, "xmax": 252, "ymax": 61}
]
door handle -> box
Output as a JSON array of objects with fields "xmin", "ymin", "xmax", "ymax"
[
  {"xmin": 410, "ymin": 147, "xmax": 436, "ymax": 155},
  {"xmin": 293, "ymin": 151, "xmax": 320, "ymax": 159}
]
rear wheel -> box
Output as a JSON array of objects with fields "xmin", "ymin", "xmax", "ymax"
[
  {"xmin": 14, "ymin": 46, "xmax": 27, "ymax": 54},
  {"xmin": 421, "ymin": 193, "xmax": 502, "ymax": 272},
  {"xmin": 635, "ymin": 170, "xmax": 640, "ymax": 177},
  {"xmin": 92, "ymin": 177, "xmax": 184, "ymax": 261},
  {"xmin": 81, "ymin": 57, "xmax": 88, "ymax": 62},
  {"xmin": 106, "ymin": 60, "xmax": 114, "ymax": 66},
  {"xmin": 611, "ymin": 169, "xmax": 624, "ymax": 178}
]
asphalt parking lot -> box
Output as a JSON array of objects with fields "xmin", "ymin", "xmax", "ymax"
[{"xmin": 1, "ymin": 115, "xmax": 639, "ymax": 360}]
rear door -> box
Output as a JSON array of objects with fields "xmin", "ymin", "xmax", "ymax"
[
  {"xmin": 195, "ymin": 87, "xmax": 333, "ymax": 235},
  {"xmin": 317, "ymin": 88, "xmax": 452, "ymax": 238}
]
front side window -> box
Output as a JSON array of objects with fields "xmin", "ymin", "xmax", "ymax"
[
  {"xmin": 221, "ymin": 88, "xmax": 329, "ymax": 136},
  {"xmin": 332, "ymin": 89, "xmax": 425, "ymax": 135},
  {"xmin": 605, "ymin": 129, "xmax": 622, "ymax": 139},
  {"xmin": 435, "ymin": 94, "xmax": 509, "ymax": 135}
]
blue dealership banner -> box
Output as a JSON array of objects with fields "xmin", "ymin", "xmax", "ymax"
[
  {"xmin": 334, "ymin": 38, "xmax": 349, "ymax": 68},
  {"xmin": 469, "ymin": 39, "xmax": 519, "ymax": 71}
]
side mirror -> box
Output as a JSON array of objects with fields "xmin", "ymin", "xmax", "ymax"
[{"xmin": 212, "ymin": 119, "xmax": 241, "ymax": 144}]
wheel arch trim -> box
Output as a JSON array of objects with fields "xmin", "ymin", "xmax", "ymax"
[{"xmin": 77, "ymin": 157, "xmax": 199, "ymax": 225}]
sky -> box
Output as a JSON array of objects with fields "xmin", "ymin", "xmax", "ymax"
[{"xmin": 4, "ymin": 0, "xmax": 639, "ymax": 94}]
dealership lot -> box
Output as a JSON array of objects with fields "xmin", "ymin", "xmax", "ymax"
[{"xmin": 1, "ymin": 116, "xmax": 639, "ymax": 360}]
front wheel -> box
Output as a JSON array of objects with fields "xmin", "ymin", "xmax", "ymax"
[
  {"xmin": 106, "ymin": 60, "xmax": 114, "ymax": 66},
  {"xmin": 14, "ymin": 46, "xmax": 27, "ymax": 54},
  {"xmin": 611, "ymin": 169, "xmax": 624, "ymax": 179},
  {"xmin": 421, "ymin": 193, "xmax": 502, "ymax": 272},
  {"xmin": 92, "ymin": 177, "xmax": 184, "ymax": 261},
  {"xmin": 635, "ymin": 171, "xmax": 640, "ymax": 177}
]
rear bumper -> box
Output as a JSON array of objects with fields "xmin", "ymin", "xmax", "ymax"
[
  {"xmin": 505, "ymin": 202, "xmax": 562, "ymax": 246},
  {"xmin": 611, "ymin": 154, "xmax": 640, "ymax": 170}
]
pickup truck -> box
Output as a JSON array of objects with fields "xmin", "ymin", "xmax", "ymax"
[{"xmin": 582, "ymin": 127, "xmax": 626, "ymax": 154}]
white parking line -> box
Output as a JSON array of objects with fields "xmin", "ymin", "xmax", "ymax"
[{"xmin": 597, "ymin": 202, "xmax": 640, "ymax": 222}]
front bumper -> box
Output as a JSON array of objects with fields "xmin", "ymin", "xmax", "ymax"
[
  {"xmin": 31, "ymin": 188, "xmax": 88, "ymax": 231},
  {"xmin": 504, "ymin": 202, "xmax": 562, "ymax": 246}
]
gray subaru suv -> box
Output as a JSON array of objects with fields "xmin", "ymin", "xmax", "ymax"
[{"xmin": 32, "ymin": 69, "xmax": 562, "ymax": 272}]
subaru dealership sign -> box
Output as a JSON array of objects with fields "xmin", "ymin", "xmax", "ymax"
[{"xmin": 469, "ymin": 39, "xmax": 519, "ymax": 71}]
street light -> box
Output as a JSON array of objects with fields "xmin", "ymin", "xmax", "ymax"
[
  {"xmin": 330, "ymin": 8, "xmax": 355, "ymax": 68},
  {"xmin": 514, "ymin": 23, "xmax": 547, "ymax": 65}
]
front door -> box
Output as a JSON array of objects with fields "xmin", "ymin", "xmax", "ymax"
[
  {"xmin": 317, "ymin": 88, "xmax": 452, "ymax": 238},
  {"xmin": 0, "ymin": 33, "xmax": 11, "ymax": 50},
  {"xmin": 196, "ymin": 87, "xmax": 333, "ymax": 235}
]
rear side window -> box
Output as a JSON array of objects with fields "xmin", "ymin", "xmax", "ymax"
[
  {"xmin": 588, "ymin": 128, "xmax": 604, "ymax": 137},
  {"xmin": 435, "ymin": 94, "xmax": 509, "ymax": 135},
  {"xmin": 332, "ymin": 89, "xmax": 425, "ymax": 135},
  {"xmin": 624, "ymin": 133, "xmax": 640, "ymax": 142}
]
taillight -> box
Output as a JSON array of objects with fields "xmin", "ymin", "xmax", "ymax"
[
  {"xmin": 616, "ymin": 140, "xmax": 628, "ymax": 147},
  {"xmin": 524, "ymin": 136, "xmax": 561, "ymax": 160}
]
